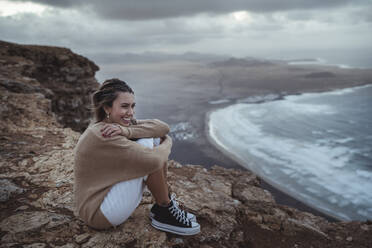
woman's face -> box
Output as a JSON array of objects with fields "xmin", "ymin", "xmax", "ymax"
[{"xmin": 104, "ymin": 92, "xmax": 135, "ymax": 126}]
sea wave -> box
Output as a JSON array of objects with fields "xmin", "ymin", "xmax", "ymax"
[{"xmin": 207, "ymin": 85, "xmax": 372, "ymax": 221}]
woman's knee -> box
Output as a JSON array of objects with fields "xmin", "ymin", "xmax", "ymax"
[
  {"xmin": 153, "ymin": 138, "xmax": 161, "ymax": 147},
  {"xmin": 136, "ymin": 138, "xmax": 154, "ymax": 149}
]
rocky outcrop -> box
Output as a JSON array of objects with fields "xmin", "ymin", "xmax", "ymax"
[
  {"xmin": 0, "ymin": 40, "xmax": 99, "ymax": 132},
  {"xmin": 1, "ymin": 40, "xmax": 371, "ymax": 247}
]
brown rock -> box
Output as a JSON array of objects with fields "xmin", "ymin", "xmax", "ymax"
[
  {"xmin": 15, "ymin": 205, "xmax": 29, "ymax": 211},
  {"xmin": 0, "ymin": 211, "xmax": 70, "ymax": 233},
  {"xmin": 54, "ymin": 244, "xmax": 77, "ymax": 248},
  {"xmin": 74, "ymin": 233, "xmax": 91, "ymax": 244},
  {"xmin": 28, "ymin": 194, "xmax": 38, "ymax": 199},
  {"xmin": 0, "ymin": 40, "xmax": 99, "ymax": 132},
  {"xmin": 361, "ymin": 224, "xmax": 369, "ymax": 231},
  {"xmin": 233, "ymin": 184, "xmax": 275, "ymax": 204},
  {"xmin": 23, "ymin": 243, "xmax": 47, "ymax": 248},
  {"xmin": 0, "ymin": 179, "xmax": 25, "ymax": 202}
]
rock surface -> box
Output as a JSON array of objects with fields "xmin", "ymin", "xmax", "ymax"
[
  {"xmin": 0, "ymin": 40, "xmax": 99, "ymax": 132},
  {"xmin": 1, "ymin": 40, "xmax": 372, "ymax": 247}
]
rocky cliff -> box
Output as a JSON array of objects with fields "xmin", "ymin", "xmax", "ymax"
[
  {"xmin": 0, "ymin": 40, "xmax": 99, "ymax": 132},
  {"xmin": 0, "ymin": 41, "xmax": 371, "ymax": 248}
]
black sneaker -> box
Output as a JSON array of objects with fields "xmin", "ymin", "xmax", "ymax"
[
  {"xmin": 150, "ymin": 193, "xmax": 197, "ymax": 222},
  {"xmin": 150, "ymin": 200, "xmax": 200, "ymax": 235}
]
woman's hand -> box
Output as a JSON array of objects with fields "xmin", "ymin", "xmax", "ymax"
[{"xmin": 100, "ymin": 123, "xmax": 122, "ymax": 138}]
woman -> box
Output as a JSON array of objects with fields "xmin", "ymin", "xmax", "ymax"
[{"xmin": 74, "ymin": 78, "xmax": 200, "ymax": 235}]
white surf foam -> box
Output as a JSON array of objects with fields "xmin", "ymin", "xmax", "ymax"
[
  {"xmin": 208, "ymin": 89, "xmax": 372, "ymax": 221},
  {"xmin": 287, "ymin": 58, "xmax": 354, "ymax": 69},
  {"xmin": 208, "ymin": 99, "xmax": 231, "ymax": 105},
  {"xmin": 169, "ymin": 122, "xmax": 197, "ymax": 141},
  {"xmin": 237, "ymin": 94, "xmax": 280, "ymax": 103}
]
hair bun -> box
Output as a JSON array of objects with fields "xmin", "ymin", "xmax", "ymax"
[{"xmin": 100, "ymin": 78, "xmax": 126, "ymax": 90}]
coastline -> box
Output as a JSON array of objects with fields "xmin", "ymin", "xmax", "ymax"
[
  {"xmin": 203, "ymin": 84, "xmax": 372, "ymax": 222},
  {"xmin": 205, "ymin": 107, "xmax": 344, "ymax": 221}
]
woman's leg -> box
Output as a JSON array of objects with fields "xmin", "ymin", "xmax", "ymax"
[
  {"xmin": 154, "ymin": 137, "xmax": 168, "ymax": 179},
  {"xmin": 145, "ymin": 163, "xmax": 170, "ymax": 206},
  {"xmin": 154, "ymin": 138, "xmax": 168, "ymax": 179},
  {"xmin": 99, "ymin": 177, "xmax": 147, "ymax": 226},
  {"xmin": 99, "ymin": 138, "xmax": 158, "ymax": 226},
  {"xmin": 145, "ymin": 137, "xmax": 170, "ymax": 206},
  {"xmin": 146, "ymin": 139, "xmax": 200, "ymax": 235}
]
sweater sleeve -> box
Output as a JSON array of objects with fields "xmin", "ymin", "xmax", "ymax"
[
  {"xmin": 103, "ymin": 134, "xmax": 172, "ymax": 173},
  {"xmin": 118, "ymin": 119, "xmax": 170, "ymax": 139}
]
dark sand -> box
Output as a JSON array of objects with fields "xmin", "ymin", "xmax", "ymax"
[{"xmin": 99, "ymin": 57, "xmax": 372, "ymax": 222}]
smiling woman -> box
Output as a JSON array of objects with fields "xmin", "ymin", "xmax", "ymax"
[
  {"xmin": 103, "ymin": 92, "xmax": 136, "ymax": 126},
  {"xmin": 92, "ymin": 78, "xmax": 135, "ymax": 125},
  {"xmin": 73, "ymin": 78, "xmax": 201, "ymax": 235},
  {"xmin": 0, "ymin": 1, "xmax": 47, "ymax": 17}
]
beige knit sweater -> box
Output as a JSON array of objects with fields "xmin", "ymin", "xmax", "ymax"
[{"xmin": 73, "ymin": 119, "xmax": 172, "ymax": 229}]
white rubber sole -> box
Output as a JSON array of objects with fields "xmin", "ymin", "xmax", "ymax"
[
  {"xmin": 149, "ymin": 212, "xmax": 197, "ymax": 222},
  {"xmin": 151, "ymin": 219, "xmax": 201, "ymax": 236}
]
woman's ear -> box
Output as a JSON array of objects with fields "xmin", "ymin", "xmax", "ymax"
[{"xmin": 103, "ymin": 105, "xmax": 111, "ymax": 115}]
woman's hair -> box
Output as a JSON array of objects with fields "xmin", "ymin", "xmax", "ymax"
[{"xmin": 92, "ymin": 78, "xmax": 134, "ymax": 122}]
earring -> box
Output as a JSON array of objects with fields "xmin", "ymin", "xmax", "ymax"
[{"xmin": 106, "ymin": 113, "xmax": 110, "ymax": 120}]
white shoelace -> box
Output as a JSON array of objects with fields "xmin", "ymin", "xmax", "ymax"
[
  {"xmin": 169, "ymin": 205, "xmax": 190, "ymax": 225},
  {"xmin": 169, "ymin": 193, "xmax": 190, "ymax": 225}
]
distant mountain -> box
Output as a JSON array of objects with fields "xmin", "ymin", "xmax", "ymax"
[
  {"xmin": 211, "ymin": 57, "xmax": 275, "ymax": 67},
  {"xmin": 89, "ymin": 51, "xmax": 228, "ymax": 64}
]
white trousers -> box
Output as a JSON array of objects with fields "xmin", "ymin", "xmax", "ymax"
[{"xmin": 100, "ymin": 137, "xmax": 160, "ymax": 226}]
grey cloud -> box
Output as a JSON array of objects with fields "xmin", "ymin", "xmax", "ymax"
[
  {"xmin": 12, "ymin": 0, "xmax": 370, "ymax": 20},
  {"xmin": 3, "ymin": 1, "xmax": 371, "ymax": 70},
  {"xmin": 284, "ymin": 4, "xmax": 372, "ymax": 23},
  {"xmin": 285, "ymin": 11, "xmax": 315, "ymax": 21},
  {"xmin": 349, "ymin": 8, "xmax": 372, "ymax": 23},
  {"xmin": 0, "ymin": 11, "xmax": 210, "ymax": 54},
  {"xmin": 12, "ymin": 0, "xmax": 78, "ymax": 8}
]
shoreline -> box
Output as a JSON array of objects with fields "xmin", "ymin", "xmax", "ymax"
[
  {"xmin": 204, "ymin": 109, "xmax": 343, "ymax": 222},
  {"xmin": 202, "ymin": 84, "xmax": 372, "ymax": 222}
]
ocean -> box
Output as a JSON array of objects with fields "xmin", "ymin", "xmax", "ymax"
[{"xmin": 208, "ymin": 84, "xmax": 372, "ymax": 221}]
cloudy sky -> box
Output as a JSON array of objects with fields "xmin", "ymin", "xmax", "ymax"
[{"xmin": 1, "ymin": 0, "xmax": 372, "ymax": 68}]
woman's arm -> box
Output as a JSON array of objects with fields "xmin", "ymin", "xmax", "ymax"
[
  {"xmin": 101, "ymin": 119, "xmax": 170, "ymax": 139},
  {"xmin": 126, "ymin": 119, "xmax": 169, "ymax": 138},
  {"xmin": 103, "ymin": 134, "xmax": 173, "ymax": 173}
]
